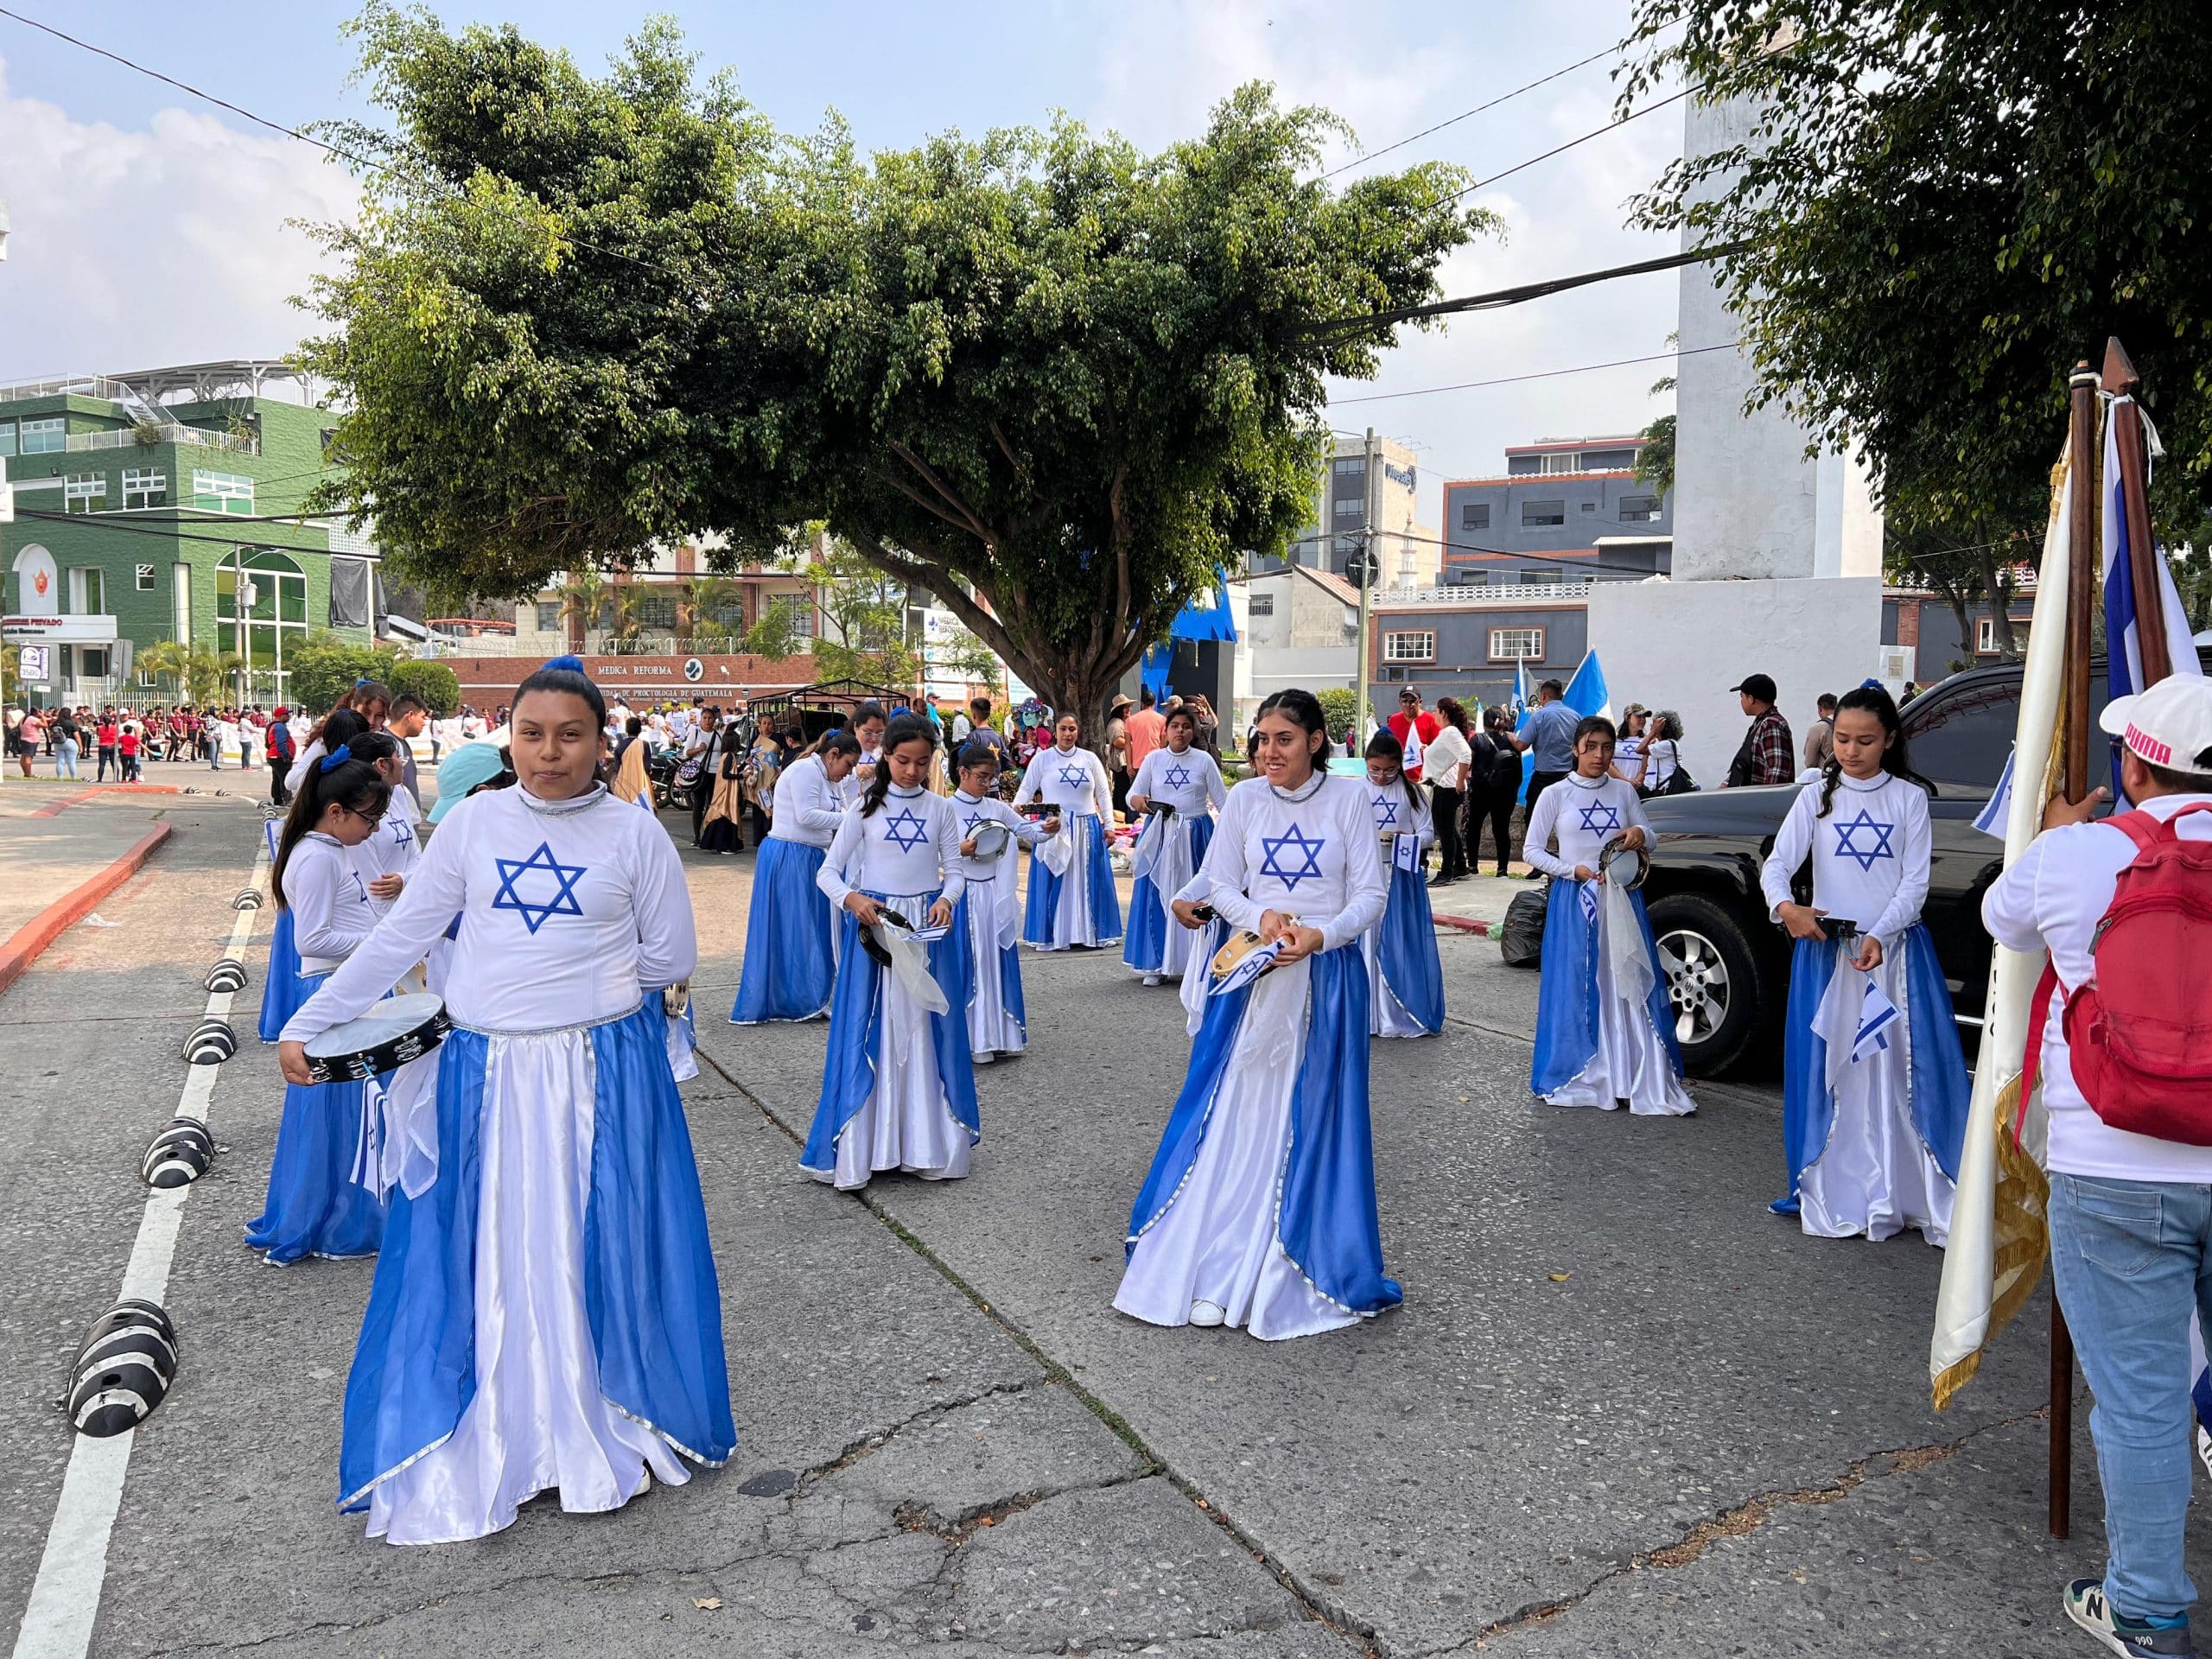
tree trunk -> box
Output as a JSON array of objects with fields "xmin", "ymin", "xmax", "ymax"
[{"xmin": 1974, "ymin": 550, "xmax": 2020, "ymax": 658}]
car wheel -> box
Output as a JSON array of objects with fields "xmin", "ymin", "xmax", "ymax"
[{"xmin": 1646, "ymin": 893, "xmax": 1768, "ymax": 1077}]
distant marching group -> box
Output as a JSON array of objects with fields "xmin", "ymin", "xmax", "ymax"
[{"xmin": 244, "ymin": 656, "xmax": 1966, "ymax": 1547}]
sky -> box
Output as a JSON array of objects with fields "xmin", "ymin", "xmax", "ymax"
[{"xmin": 0, "ymin": 0, "xmax": 1688, "ymax": 533}]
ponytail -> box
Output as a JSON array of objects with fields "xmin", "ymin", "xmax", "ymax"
[
  {"xmin": 273, "ymin": 746, "xmax": 391, "ymax": 908},
  {"xmin": 860, "ymin": 713, "xmax": 937, "ymax": 818}
]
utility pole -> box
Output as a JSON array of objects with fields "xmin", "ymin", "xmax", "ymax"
[{"xmin": 1352, "ymin": 426, "xmax": 1378, "ymax": 744}]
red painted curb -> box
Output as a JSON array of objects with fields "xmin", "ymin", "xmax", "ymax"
[
  {"xmin": 29, "ymin": 790, "xmax": 98, "ymax": 818},
  {"xmin": 1433, "ymin": 912, "xmax": 1499, "ymax": 937},
  {"xmin": 0, "ymin": 823, "xmax": 175, "ymax": 996}
]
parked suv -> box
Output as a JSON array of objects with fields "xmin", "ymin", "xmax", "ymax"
[{"xmin": 1637, "ymin": 654, "xmax": 2205, "ymax": 1076}]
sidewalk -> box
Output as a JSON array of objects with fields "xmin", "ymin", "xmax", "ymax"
[
  {"xmin": 1429, "ymin": 864, "xmax": 1535, "ymax": 935},
  {"xmin": 0, "ymin": 785, "xmax": 200, "ymax": 960}
]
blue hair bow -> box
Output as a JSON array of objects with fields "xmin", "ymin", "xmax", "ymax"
[
  {"xmin": 543, "ymin": 654, "xmax": 587, "ymax": 676},
  {"xmin": 354, "ymin": 677, "xmax": 373, "ymax": 690},
  {"xmin": 319, "ymin": 743, "xmax": 353, "ymax": 772}
]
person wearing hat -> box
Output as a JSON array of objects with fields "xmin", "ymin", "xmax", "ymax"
[
  {"xmin": 425, "ymin": 738, "xmax": 514, "ymax": 825},
  {"xmin": 265, "ymin": 706, "xmax": 297, "ymax": 807},
  {"xmin": 1984, "ymin": 673, "xmax": 2212, "ymax": 1657},
  {"xmin": 1726, "ymin": 673, "xmax": 1796, "ymax": 788},
  {"xmin": 1106, "ymin": 694, "xmax": 1135, "ymax": 817}
]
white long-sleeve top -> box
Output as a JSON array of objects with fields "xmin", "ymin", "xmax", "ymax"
[
  {"xmin": 817, "ymin": 785, "xmax": 969, "ymax": 907},
  {"xmin": 1017, "ymin": 743, "xmax": 1113, "ymax": 819},
  {"xmin": 1194, "ymin": 773, "xmax": 1387, "ymax": 953},
  {"xmin": 283, "ymin": 834, "xmax": 381, "ymax": 976},
  {"xmin": 1129, "ymin": 745, "xmax": 1227, "ymax": 817},
  {"xmin": 768, "ymin": 753, "xmax": 849, "ymax": 849},
  {"xmin": 351, "ymin": 785, "xmax": 424, "ymax": 913},
  {"xmin": 1366, "ymin": 781, "xmax": 1433, "ymax": 850},
  {"xmin": 949, "ymin": 790, "xmax": 1048, "ymax": 886},
  {"xmin": 1758, "ymin": 771, "xmax": 1932, "ymax": 944},
  {"xmin": 1424, "ymin": 724, "xmax": 1473, "ymax": 792},
  {"xmin": 1522, "ymin": 773, "xmax": 1649, "ymax": 879},
  {"xmin": 281, "ymin": 784, "xmax": 697, "ymax": 1042}
]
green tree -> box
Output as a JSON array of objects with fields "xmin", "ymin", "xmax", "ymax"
[
  {"xmin": 1633, "ymin": 376, "xmax": 1676, "ymax": 498},
  {"xmin": 284, "ymin": 632, "xmax": 393, "ymax": 715},
  {"xmin": 181, "ymin": 643, "xmax": 247, "ymax": 707},
  {"xmin": 302, "ymin": 9, "xmax": 1489, "ymax": 736},
  {"xmin": 556, "ymin": 569, "xmax": 609, "ymax": 652},
  {"xmin": 1316, "ymin": 685, "xmax": 1358, "ymax": 742},
  {"xmin": 388, "ymin": 658, "xmax": 461, "ymax": 715},
  {"xmin": 741, "ymin": 596, "xmax": 806, "ymax": 663},
  {"xmin": 137, "ymin": 639, "xmax": 191, "ymax": 698},
  {"xmin": 1623, "ymin": 0, "xmax": 2212, "ymax": 542}
]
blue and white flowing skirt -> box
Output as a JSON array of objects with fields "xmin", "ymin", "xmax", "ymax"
[
  {"xmin": 1363, "ymin": 861, "xmax": 1445, "ymax": 1038},
  {"xmin": 339, "ymin": 1001, "xmax": 732, "ymax": 1544},
  {"xmin": 1123, "ymin": 815, "xmax": 1214, "ymax": 978},
  {"xmin": 802, "ymin": 888, "xmax": 980, "ymax": 1188},
  {"xmin": 257, "ymin": 906, "xmax": 309, "ymax": 1043},
  {"xmin": 1117, "ymin": 942, "xmax": 1402, "ymax": 1340},
  {"xmin": 958, "ymin": 878, "xmax": 1027, "ymax": 1061},
  {"xmin": 1531, "ymin": 879, "xmax": 1693, "ymax": 1116},
  {"xmin": 246, "ymin": 969, "xmax": 385, "ymax": 1264},
  {"xmin": 1024, "ymin": 812, "xmax": 1122, "ymax": 950},
  {"xmin": 1179, "ymin": 916, "xmax": 1228, "ymax": 1039},
  {"xmin": 730, "ymin": 836, "xmax": 836, "ymax": 1024},
  {"xmin": 1773, "ymin": 926, "xmax": 1967, "ymax": 1244}
]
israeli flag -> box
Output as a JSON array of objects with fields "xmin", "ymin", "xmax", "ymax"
[
  {"xmin": 1392, "ymin": 830, "xmax": 1421, "ymax": 874},
  {"xmin": 2103, "ymin": 395, "xmax": 2202, "ymax": 797},
  {"xmin": 1853, "ymin": 977, "xmax": 1902, "ymax": 1059},
  {"xmin": 1972, "ymin": 749, "xmax": 2016, "ymax": 841},
  {"xmin": 1210, "ymin": 938, "xmax": 1286, "ymax": 997},
  {"xmin": 264, "ymin": 817, "xmax": 283, "ymax": 861},
  {"xmin": 1563, "ymin": 649, "xmax": 1611, "ymax": 721},
  {"xmin": 1814, "ymin": 966, "xmax": 1902, "ymax": 1091},
  {"xmin": 1511, "ymin": 658, "xmax": 1531, "ymax": 721}
]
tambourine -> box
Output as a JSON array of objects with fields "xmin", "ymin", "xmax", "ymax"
[
  {"xmin": 859, "ymin": 907, "xmax": 916, "ymax": 967},
  {"xmin": 1210, "ymin": 927, "xmax": 1287, "ymax": 981},
  {"xmin": 968, "ymin": 820, "xmax": 1012, "ymax": 858},
  {"xmin": 302, "ymin": 992, "xmax": 449, "ymax": 1084},
  {"xmin": 1597, "ymin": 837, "xmax": 1649, "ymax": 891},
  {"xmin": 662, "ymin": 980, "xmax": 690, "ymax": 1020}
]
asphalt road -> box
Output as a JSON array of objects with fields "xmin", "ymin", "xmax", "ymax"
[{"xmin": 3, "ymin": 802, "xmax": 2205, "ymax": 1657}]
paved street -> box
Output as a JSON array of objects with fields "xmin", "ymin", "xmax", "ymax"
[{"xmin": 3, "ymin": 793, "xmax": 2207, "ymax": 1656}]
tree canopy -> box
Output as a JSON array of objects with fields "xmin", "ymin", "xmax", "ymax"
[
  {"xmin": 302, "ymin": 5, "xmax": 1491, "ymax": 727},
  {"xmin": 1624, "ymin": 0, "xmax": 2212, "ymax": 545}
]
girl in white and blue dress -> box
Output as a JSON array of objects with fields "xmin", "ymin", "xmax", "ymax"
[
  {"xmin": 1020, "ymin": 714, "xmax": 1122, "ymax": 951},
  {"xmin": 804, "ymin": 714, "xmax": 980, "ymax": 1186},
  {"xmin": 1117, "ymin": 689, "xmax": 1399, "ymax": 1340},
  {"xmin": 1525, "ymin": 715, "xmax": 1694, "ymax": 1115},
  {"xmin": 1759, "ymin": 684, "xmax": 1967, "ymax": 1243},
  {"xmin": 731, "ymin": 731, "xmax": 861, "ymax": 1024},
  {"xmin": 249, "ymin": 744, "xmax": 391, "ymax": 1265},
  {"xmin": 1123, "ymin": 707, "xmax": 1227, "ymax": 985},
  {"xmin": 1362, "ymin": 731, "xmax": 1445, "ymax": 1037},
  {"xmin": 278, "ymin": 657, "xmax": 731, "ymax": 1544},
  {"xmin": 260, "ymin": 709, "xmax": 372, "ymax": 1041},
  {"xmin": 950, "ymin": 742, "xmax": 1054, "ymax": 1063}
]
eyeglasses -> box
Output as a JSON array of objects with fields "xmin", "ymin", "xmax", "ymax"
[{"xmin": 341, "ymin": 804, "xmax": 387, "ymax": 826}]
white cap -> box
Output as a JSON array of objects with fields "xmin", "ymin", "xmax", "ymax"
[{"xmin": 2100, "ymin": 675, "xmax": 2212, "ymax": 773}]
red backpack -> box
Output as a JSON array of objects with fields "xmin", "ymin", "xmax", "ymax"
[{"xmin": 2060, "ymin": 803, "xmax": 2212, "ymax": 1143}]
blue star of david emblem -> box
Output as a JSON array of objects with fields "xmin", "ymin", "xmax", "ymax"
[
  {"xmin": 389, "ymin": 819, "xmax": 415, "ymax": 852},
  {"xmin": 962, "ymin": 809, "xmax": 991, "ymax": 836},
  {"xmin": 1056, "ymin": 763, "xmax": 1087, "ymax": 791},
  {"xmin": 883, "ymin": 806, "xmax": 931, "ymax": 852},
  {"xmin": 1372, "ymin": 795, "xmax": 1400, "ymax": 828},
  {"xmin": 1833, "ymin": 808, "xmax": 1897, "ymax": 873},
  {"xmin": 1576, "ymin": 801, "xmax": 1621, "ymax": 835},
  {"xmin": 1162, "ymin": 763, "xmax": 1192, "ymax": 791},
  {"xmin": 491, "ymin": 841, "xmax": 588, "ymax": 934},
  {"xmin": 1259, "ymin": 822, "xmax": 1326, "ymax": 889}
]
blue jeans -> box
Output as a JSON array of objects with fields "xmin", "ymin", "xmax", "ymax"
[
  {"xmin": 56, "ymin": 738, "xmax": 79, "ymax": 779},
  {"xmin": 2049, "ymin": 1171, "xmax": 2212, "ymax": 1624}
]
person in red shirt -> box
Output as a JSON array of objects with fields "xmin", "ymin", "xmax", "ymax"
[
  {"xmin": 1123, "ymin": 686, "xmax": 1168, "ymax": 777},
  {"xmin": 95, "ymin": 711, "xmax": 121, "ymax": 782},
  {"xmin": 1387, "ymin": 687, "xmax": 1442, "ymax": 783},
  {"xmin": 118, "ymin": 719, "xmax": 143, "ymax": 782}
]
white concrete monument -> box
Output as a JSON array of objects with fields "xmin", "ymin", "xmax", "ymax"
[{"xmin": 1586, "ymin": 90, "xmax": 1885, "ymax": 787}]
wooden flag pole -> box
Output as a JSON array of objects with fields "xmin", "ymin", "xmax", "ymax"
[{"xmin": 2106, "ymin": 338, "xmax": 2175, "ymax": 686}]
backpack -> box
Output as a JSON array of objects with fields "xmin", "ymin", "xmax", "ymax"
[{"xmin": 2058, "ymin": 804, "xmax": 2212, "ymax": 1143}]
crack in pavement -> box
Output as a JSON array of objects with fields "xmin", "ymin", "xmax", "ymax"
[{"xmin": 1445, "ymin": 1408, "xmax": 2050, "ymax": 1654}]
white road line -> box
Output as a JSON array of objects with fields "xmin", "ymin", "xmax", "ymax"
[{"xmin": 12, "ymin": 852, "xmax": 266, "ymax": 1659}]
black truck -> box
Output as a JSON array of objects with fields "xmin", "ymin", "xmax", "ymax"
[{"xmin": 1637, "ymin": 653, "xmax": 2204, "ymax": 1077}]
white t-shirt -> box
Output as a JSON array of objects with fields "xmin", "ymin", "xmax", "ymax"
[{"xmin": 1984, "ymin": 793, "xmax": 2212, "ymax": 1183}]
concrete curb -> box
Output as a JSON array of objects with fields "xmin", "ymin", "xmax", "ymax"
[{"xmin": 0, "ymin": 823, "xmax": 174, "ymax": 996}]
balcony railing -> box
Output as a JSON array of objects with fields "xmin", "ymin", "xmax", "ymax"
[
  {"xmin": 64, "ymin": 423, "xmax": 257, "ymax": 456},
  {"xmin": 1378, "ymin": 581, "xmax": 1599, "ymax": 607},
  {"xmin": 0, "ymin": 373, "xmax": 137, "ymax": 404}
]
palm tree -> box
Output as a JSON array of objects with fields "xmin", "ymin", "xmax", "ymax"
[
  {"xmin": 603, "ymin": 582, "xmax": 647, "ymax": 655},
  {"xmin": 556, "ymin": 569, "xmax": 609, "ymax": 652},
  {"xmin": 683, "ymin": 575, "xmax": 743, "ymax": 651},
  {"xmin": 182, "ymin": 643, "xmax": 245, "ymax": 706},
  {"xmin": 137, "ymin": 639, "xmax": 190, "ymax": 697}
]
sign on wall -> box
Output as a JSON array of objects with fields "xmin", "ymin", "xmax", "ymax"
[{"xmin": 11, "ymin": 543, "xmax": 56, "ymax": 609}]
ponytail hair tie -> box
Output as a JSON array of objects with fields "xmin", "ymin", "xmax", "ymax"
[{"xmin": 320, "ymin": 743, "xmax": 353, "ymax": 773}]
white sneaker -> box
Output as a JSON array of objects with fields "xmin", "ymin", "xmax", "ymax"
[
  {"xmin": 973, "ymin": 1052, "xmax": 995, "ymax": 1065},
  {"xmin": 1189, "ymin": 1300, "xmax": 1227, "ymax": 1327},
  {"xmin": 1142, "ymin": 975, "xmax": 1162, "ymax": 988}
]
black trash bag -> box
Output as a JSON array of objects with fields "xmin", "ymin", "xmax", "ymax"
[{"xmin": 1500, "ymin": 886, "xmax": 1548, "ymax": 969}]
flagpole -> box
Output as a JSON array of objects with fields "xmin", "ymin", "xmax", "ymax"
[{"xmin": 2105, "ymin": 338, "xmax": 2174, "ymax": 685}]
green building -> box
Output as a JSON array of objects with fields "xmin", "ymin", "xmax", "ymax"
[{"xmin": 1, "ymin": 362, "xmax": 376, "ymax": 708}]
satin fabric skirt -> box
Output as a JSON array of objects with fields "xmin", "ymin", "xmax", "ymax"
[
  {"xmin": 730, "ymin": 836, "xmax": 836, "ymax": 1024},
  {"xmin": 1774, "ymin": 928, "xmax": 1966, "ymax": 1245},
  {"xmin": 1532, "ymin": 880, "xmax": 1693, "ymax": 1116},
  {"xmin": 1179, "ymin": 917, "xmax": 1228, "ymax": 1038},
  {"xmin": 958, "ymin": 880, "xmax": 1027, "ymax": 1061},
  {"xmin": 1117, "ymin": 944, "xmax": 1401, "ymax": 1340},
  {"xmin": 1363, "ymin": 862, "xmax": 1445, "ymax": 1038},
  {"xmin": 246, "ymin": 970, "xmax": 385, "ymax": 1264},
  {"xmin": 1024, "ymin": 812, "xmax": 1123, "ymax": 950},
  {"xmin": 1122, "ymin": 815, "xmax": 1214, "ymax": 978},
  {"xmin": 802, "ymin": 888, "xmax": 980, "ymax": 1188},
  {"xmin": 257, "ymin": 906, "xmax": 308, "ymax": 1043},
  {"xmin": 339, "ymin": 1002, "xmax": 732, "ymax": 1544}
]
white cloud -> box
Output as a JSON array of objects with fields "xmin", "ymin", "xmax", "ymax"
[{"xmin": 0, "ymin": 56, "xmax": 358, "ymax": 379}]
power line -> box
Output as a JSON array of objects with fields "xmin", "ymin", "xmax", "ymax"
[
  {"xmin": 1316, "ymin": 243, "xmax": 1743, "ymax": 342},
  {"xmin": 1442, "ymin": 82, "xmax": 1700, "ymax": 206},
  {"xmin": 0, "ymin": 6, "xmax": 689, "ymax": 283},
  {"xmin": 1331, "ymin": 341, "xmax": 1736, "ymax": 406},
  {"xmin": 1322, "ymin": 41, "xmax": 1632, "ymax": 182},
  {"xmin": 12, "ymin": 507, "xmax": 355, "ymax": 554}
]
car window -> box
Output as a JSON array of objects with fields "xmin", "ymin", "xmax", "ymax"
[{"xmin": 1905, "ymin": 678, "xmax": 2019, "ymax": 791}]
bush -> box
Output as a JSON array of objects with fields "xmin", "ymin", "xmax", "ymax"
[
  {"xmin": 389, "ymin": 658, "xmax": 461, "ymax": 715},
  {"xmin": 285, "ymin": 632, "xmax": 393, "ymax": 716},
  {"xmin": 1316, "ymin": 685, "xmax": 1358, "ymax": 741}
]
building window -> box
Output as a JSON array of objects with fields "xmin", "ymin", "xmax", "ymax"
[
  {"xmin": 123, "ymin": 467, "xmax": 168, "ymax": 510},
  {"xmin": 1490, "ymin": 626, "xmax": 1546, "ymax": 662},
  {"xmin": 1247, "ymin": 593, "xmax": 1274, "ymax": 616},
  {"xmin": 789, "ymin": 604, "xmax": 815, "ymax": 639},
  {"xmin": 0, "ymin": 421, "xmax": 15, "ymax": 457},
  {"xmin": 68, "ymin": 567, "xmax": 106, "ymax": 614},
  {"xmin": 216, "ymin": 549, "xmax": 308, "ymax": 696},
  {"xmin": 1544, "ymin": 454, "xmax": 1579, "ymax": 474},
  {"xmin": 136, "ymin": 563, "xmax": 156, "ymax": 590},
  {"xmin": 639, "ymin": 594, "xmax": 679, "ymax": 631},
  {"xmin": 192, "ymin": 469, "xmax": 255, "ymax": 515},
  {"xmin": 1619, "ymin": 495, "xmax": 1662, "ymax": 523},
  {"xmin": 1521, "ymin": 566, "xmax": 1565, "ymax": 585},
  {"xmin": 1460, "ymin": 503, "xmax": 1490, "ymax": 531},
  {"xmin": 1450, "ymin": 569, "xmax": 1488, "ymax": 587},
  {"xmin": 536, "ymin": 600, "xmax": 562, "ymax": 632},
  {"xmin": 1581, "ymin": 448, "xmax": 1638, "ymax": 470},
  {"xmin": 1580, "ymin": 500, "xmax": 1598, "ymax": 512},
  {"xmin": 1382, "ymin": 630, "xmax": 1435, "ymax": 664},
  {"xmin": 1332, "ymin": 497, "xmax": 1362, "ymax": 518},
  {"xmin": 1977, "ymin": 615, "xmax": 2031, "ymax": 654},
  {"xmin": 1522, "ymin": 500, "xmax": 1566, "ymax": 527},
  {"xmin": 20, "ymin": 417, "xmax": 66, "ymax": 454},
  {"xmin": 64, "ymin": 474, "xmax": 106, "ymax": 514},
  {"xmin": 1332, "ymin": 457, "xmax": 1365, "ymax": 476}
]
